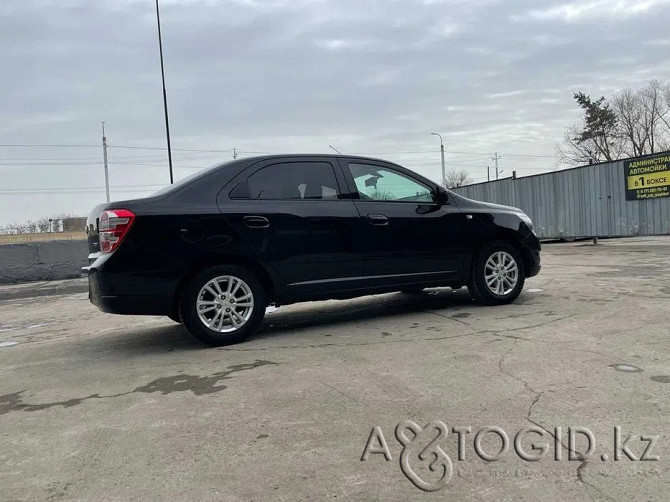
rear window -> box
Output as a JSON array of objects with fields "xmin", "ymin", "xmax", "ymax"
[
  {"xmin": 232, "ymin": 161, "xmax": 340, "ymax": 200},
  {"xmin": 152, "ymin": 160, "xmax": 238, "ymax": 196},
  {"xmin": 152, "ymin": 170, "xmax": 213, "ymax": 196}
]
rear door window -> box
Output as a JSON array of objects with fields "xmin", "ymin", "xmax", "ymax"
[{"xmin": 232, "ymin": 162, "xmax": 340, "ymax": 200}]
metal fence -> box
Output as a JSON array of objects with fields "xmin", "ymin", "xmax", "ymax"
[{"xmin": 451, "ymin": 154, "xmax": 670, "ymax": 240}]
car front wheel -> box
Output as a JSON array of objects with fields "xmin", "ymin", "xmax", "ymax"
[
  {"xmin": 468, "ymin": 242, "xmax": 525, "ymax": 305},
  {"xmin": 179, "ymin": 265, "xmax": 266, "ymax": 346}
]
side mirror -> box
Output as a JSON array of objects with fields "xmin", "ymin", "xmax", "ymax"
[{"xmin": 437, "ymin": 186, "xmax": 449, "ymax": 205}]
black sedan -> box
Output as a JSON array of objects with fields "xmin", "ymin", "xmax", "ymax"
[{"xmin": 85, "ymin": 155, "xmax": 540, "ymax": 346}]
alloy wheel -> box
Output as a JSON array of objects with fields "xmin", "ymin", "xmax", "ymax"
[
  {"xmin": 484, "ymin": 251, "xmax": 519, "ymax": 296},
  {"xmin": 196, "ymin": 275, "xmax": 255, "ymax": 333}
]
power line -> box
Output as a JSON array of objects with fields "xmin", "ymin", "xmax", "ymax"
[
  {"xmin": 0, "ymin": 142, "xmax": 559, "ymax": 158},
  {"xmin": 0, "ymin": 144, "xmax": 99, "ymax": 148},
  {"xmin": 109, "ymin": 145, "xmax": 235, "ymax": 153},
  {"xmin": 505, "ymin": 153, "xmax": 556, "ymax": 159},
  {"xmin": 0, "ymin": 157, "xmax": 103, "ymax": 161},
  {"xmin": 0, "ymin": 183, "xmax": 166, "ymax": 191},
  {"xmin": 0, "ymin": 161, "xmax": 210, "ymax": 169},
  {"xmin": 0, "ymin": 152, "xmax": 231, "ymax": 162},
  {"xmin": 0, "ymin": 187, "xmax": 165, "ymax": 195},
  {"xmin": 0, "ymin": 162, "xmax": 103, "ymax": 166},
  {"xmin": 110, "ymin": 161, "xmax": 209, "ymax": 168}
]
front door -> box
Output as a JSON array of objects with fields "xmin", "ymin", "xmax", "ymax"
[{"xmin": 339, "ymin": 159, "xmax": 464, "ymax": 287}]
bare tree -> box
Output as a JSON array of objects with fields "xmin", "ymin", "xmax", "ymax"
[
  {"xmin": 663, "ymin": 82, "xmax": 670, "ymax": 133},
  {"xmin": 36, "ymin": 217, "xmax": 51, "ymax": 233},
  {"xmin": 444, "ymin": 169, "xmax": 473, "ymax": 188},
  {"xmin": 560, "ymin": 80, "xmax": 670, "ymax": 166},
  {"xmin": 0, "ymin": 214, "xmax": 84, "ymax": 235},
  {"xmin": 612, "ymin": 80, "xmax": 670, "ymax": 156},
  {"xmin": 612, "ymin": 88, "xmax": 647, "ymax": 157},
  {"xmin": 643, "ymin": 79, "xmax": 670, "ymax": 152}
]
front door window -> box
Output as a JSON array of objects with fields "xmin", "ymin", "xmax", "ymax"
[{"xmin": 348, "ymin": 163, "xmax": 435, "ymax": 202}]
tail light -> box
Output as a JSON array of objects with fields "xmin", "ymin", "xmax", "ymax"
[{"xmin": 99, "ymin": 209, "xmax": 135, "ymax": 254}]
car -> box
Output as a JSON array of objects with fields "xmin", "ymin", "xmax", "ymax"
[{"xmin": 85, "ymin": 154, "xmax": 541, "ymax": 346}]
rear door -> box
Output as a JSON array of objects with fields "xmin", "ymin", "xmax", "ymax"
[
  {"xmin": 338, "ymin": 158, "xmax": 464, "ymax": 286},
  {"xmin": 220, "ymin": 157, "xmax": 363, "ymax": 296}
]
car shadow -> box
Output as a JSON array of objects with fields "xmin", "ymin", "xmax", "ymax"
[
  {"xmin": 75, "ymin": 322, "xmax": 204, "ymax": 355},
  {"xmin": 76, "ymin": 289, "xmax": 478, "ymax": 356},
  {"xmin": 253, "ymin": 288, "xmax": 476, "ymax": 340}
]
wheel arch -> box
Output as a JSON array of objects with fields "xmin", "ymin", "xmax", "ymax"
[
  {"xmin": 170, "ymin": 254, "xmax": 277, "ymax": 318},
  {"xmin": 471, "ymin": 230, "xmax": 533, "ymax": 278}
]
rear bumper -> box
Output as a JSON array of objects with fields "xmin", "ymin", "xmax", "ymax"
[{"xmin": 86, "ymin": 265, "xmax": 172, "ymax": 316}]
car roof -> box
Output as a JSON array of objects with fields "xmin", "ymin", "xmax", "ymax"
[{"xmin": 238, "ymin": 154, "xmax": 393, "ymax": 163}]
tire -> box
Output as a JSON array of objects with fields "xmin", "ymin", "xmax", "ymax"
[
  {"xmin": 467, "ymin": 241, "xmax": 525, "ymax": 305},
  {"xmin": 179, "ymin": 265, "xmax": 266, "ymax": 346}
]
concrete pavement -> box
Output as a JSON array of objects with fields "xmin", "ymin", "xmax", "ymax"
[{"xmin": 1, "ymin": 237, "xmax": 670, "ymax": 501}]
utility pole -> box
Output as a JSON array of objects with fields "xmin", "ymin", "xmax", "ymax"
[
  {"xmin": 233, "ymin": 148, "xmax": 238, "ymax": 159},
  {"xmin": 155, "ymin": 0, "xmax": 174, "ymax": 184},
  {"xmin": 492, "ymin": 152, "xmax": 501, "ymax": 180},
  {"xmin": 487, "ymin": 165, "xmax": 490, "ymax": 182},
  {"xmin": 102, "ymin": 122, "xmax": 110, "ymax": 202},
  {"xmin": 430, "ymin": 133, "xmax": 446, "ymax": 187}
]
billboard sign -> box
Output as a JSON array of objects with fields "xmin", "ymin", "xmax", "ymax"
[{"xmin": 624, "ymin": 153, "xmax": 670, "ymax": 201}]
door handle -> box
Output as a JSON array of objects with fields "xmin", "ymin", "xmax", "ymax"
[
  {"xmin": 367, "ymin": 214, "xmax": 389, "ymax": 226},
  {"xmin": 243, "ymin": 215, "xmax": 270, "ymax": 229}
]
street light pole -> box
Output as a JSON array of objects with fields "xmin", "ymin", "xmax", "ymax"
[
  {"xmin": 155, "ymin": 0, "xmax": 174, "ymax": 184},
  {"xmin": 431, "ymin": 133, "xmax": 446, "ymax": 187},
  {"xmin": 492, "ymin": 152, "xmax": 501, "ymax": 180}
]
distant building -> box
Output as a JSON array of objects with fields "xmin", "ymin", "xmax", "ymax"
[{"xmin": 62, "ymin": 217, "xmax": 87, "ymax": 232}]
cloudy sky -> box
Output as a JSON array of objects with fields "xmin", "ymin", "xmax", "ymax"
[{"xmin": 1, "ymin": 0, "xmax": 670, "ymax": 226}]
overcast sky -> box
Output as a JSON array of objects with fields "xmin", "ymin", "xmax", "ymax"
[{"xmin": 1, "ymin": 0, "xmax": 670, "ymax": 226}]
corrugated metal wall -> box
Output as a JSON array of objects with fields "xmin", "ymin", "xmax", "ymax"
[{"xmin": 451, "ymin": 156, "xmax": 670, "ymax": 239}]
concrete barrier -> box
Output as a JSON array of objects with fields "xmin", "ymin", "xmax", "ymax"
[{"xmin": 0, "ymin": 239, "xmax": 88, "ymax": 284}]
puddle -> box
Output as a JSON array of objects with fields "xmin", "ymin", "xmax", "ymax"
[
  {"xmin": 0, "ymin": 341, "xmax": 18, "ymax": 348},
  {"xmin": 609, "ymin": 364, "xmax": 643, "ymax": 373}
]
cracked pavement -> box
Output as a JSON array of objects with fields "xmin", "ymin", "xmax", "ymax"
[{"xmin": 1, "ymin": 237, "xmax": 670, "ymax": 501}]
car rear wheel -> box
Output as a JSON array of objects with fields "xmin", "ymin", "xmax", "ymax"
[
  {"xmin": 468, "ymin": 241, "xmax": 525, "ymax": 305},
  {"xmin": 179, "ymin": 265, "xmax": 266, "ymax": 346}
]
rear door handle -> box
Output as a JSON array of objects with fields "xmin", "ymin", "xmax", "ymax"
[
  {"xmin": 243, "ymin": 215, "xmax": 270, "ymax": 229},
  {"xmin": 367, "ymin": 214, "xmax": 389, "ymax": 226}
]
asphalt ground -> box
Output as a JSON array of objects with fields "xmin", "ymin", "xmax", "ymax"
[{"xmin": 1, "ymin": 236, "xmax": 669, "ymax": 501}]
